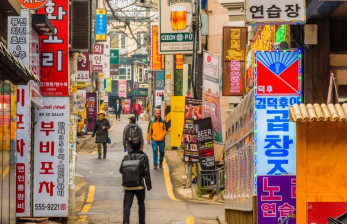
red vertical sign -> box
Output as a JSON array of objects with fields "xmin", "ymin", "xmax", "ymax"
[{"xmin": 38, "ymin": 0, "xmax": 69, "ymax": 96}]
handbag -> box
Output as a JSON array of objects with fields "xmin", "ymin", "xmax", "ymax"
[{"xmin": 107, "ymin": 137, "xmax": 111, "ymax": 144}]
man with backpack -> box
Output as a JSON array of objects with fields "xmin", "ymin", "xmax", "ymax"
[
  {"xmin": 120, "ymin": 116, "xmax": 151, "ymax": 224},
  {"xmin": 123, "ymin": 116, "xmax": 144, "ymax": 153}
]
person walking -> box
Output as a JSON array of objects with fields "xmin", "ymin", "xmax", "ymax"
[
  {"xmin": 92, "ymin": 110, "xmax": 110, "ymax": 159},
  {"xmin": 147, "ymin": 109, "xmax": 167, "ymax": 169},
  {"xmin": 114, "ymin": 99, "xmax": 122, "ymax": 121},
  {"xmin": 132, "ymin": 99, "xmax": 142, "ymax": 122},
  {"xmin": 120, "ymin": 129, "xmax": 151, "ymax": 224},
  {"xmin": 123, "ymin": 116, "xmax": 144, "ymax": 153}
]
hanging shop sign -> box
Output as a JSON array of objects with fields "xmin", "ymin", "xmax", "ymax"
[
  {"xmin": 92, "ymin": 44, "xmax": 104, "ymax": 72},
  {"xmin": 110, "ymin": 49, "xmax": 119, "ymax": 76},
  {"xmin": 176, "ymin": 55, "xmax": 184, "ymax": 70},
  {"xmin": 118, "ymin": 80, "xmax": 127, "ymax": 98},
  {"xmin": 196, "ymin": 117, "xmax": 216, "ymax": 170},
  {"xmin": 255, "ymin": 96, "xmax": 299, "ymax": 175},
  {"xmin": 222, "ymin": 27, "xmax": 247, "ymax": 96},
  {"xmin": 34, "ymin": 97, "xmax": 69, "ymax": 217},
  {"xmin": 155, "ymin": 72, "xmax": 165, "ymax": 90},
  {"xmin": 171, "ymin": 96, "xmax": 186, "ymax": 147},
  {"xmin": 103, "ymin": 39, "xmax": 110, "ymax": 78},
  {"xmin": 245, "ymin": 0, "xmax": 306, "ymax": 25},
  {"xmin": 18, "ymin": 0, "xmax": 48, "ymax": 9},
  {"xmin": 202, "ymin": 51, "xmax": 223, "ymax": 144},
  {"xmin": 159, "ymin": 0, "xmax": 197, "ymax": 54},
  {"xmin": 151, "ymin": 26, "xmax": 164, "ymax": 70},
  {"xmin": 76, "ymin": 52, "xmax": 90, "ymax": 82},
  {"xmin": 86, "ymin": 92, "xmax": 97, "ymax": 132},
  {"xmin": 16, "ymin": 85, "xmax": 31, "ymax": 217},
  {"xmin": 257, "ymin": 175, "xmax": 296, "ymax": 224},
  {"xmin": 38, "ymin": 0, "xmax": 69, "ymax": 96},
  {"xmin": 255, "ymin": 51, "xmax": 302, "ymax": 96},
  {"xmin": 30, "ymin": 25, "xmax": 41, "ymax": 78},
  {"xmin": 8, "ymin": 10, "xmax": 30, "ymax": 68},
  {"xmin": 96, "ymin": 9, "xmax": 107, "ymax": 41}
]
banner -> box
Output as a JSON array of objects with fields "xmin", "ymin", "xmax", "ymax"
[
  {"xmin": 96, "ymin": 9, "xmax": 107, "ymax": 41},
  {"xmin": 151, "ymin": 26, "xmax": 163, "ymax": 70},
  {"xmin": 222, "ymin": 27, "xmax": 247, "ymax": 96},
  {"xmin": 171, "ymin": 96, "xmax": 185, "ymax": 147},
  {"xmin": 106, "ymin": 78, "xmax": 112, "ymax": 93},
  {"xmin": 202, "ymin": 51, "xmax": 223, "ymax": 144},
  {"xmin": 38, "ymin": 0, "xmax": 69, "ymax": 96},
  {"xmin": 16, "ymin": 85, "xmax": 31, "ymax": 217},
  {"xmin": 124, "ymin": 99, "xmax": 131, "ymax": 114},
  {"xmin": 34, "ymin": 97, "xmax": 69, "ymax": 217},
  {"xmin": 76, "ymin": 52, "xmax": 90, "ymax": 82},
  {"xmin": 118, "ymin": 80, "xmax": 127, "ymax": 98},
  {"xmin": 196, "ymin": 118, "xmax": 216, "ymax": 170},
  {"xmin": 86, "ymin": 93, "xmax": 97, "ymax": 132},
  {"xmin": 257, "ymin": 176, "xmax": 296, "ymax": 223}
]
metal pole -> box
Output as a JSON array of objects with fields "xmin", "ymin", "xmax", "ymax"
[{"xmin": 191, "ymin": 0, "xmax": 200, "ymax": 98}]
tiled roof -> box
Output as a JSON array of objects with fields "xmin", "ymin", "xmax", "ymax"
[{"xmin": 289, "ymin": 103, "xmax": 347, "ymax": 122}]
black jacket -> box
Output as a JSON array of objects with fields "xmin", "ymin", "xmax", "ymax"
[
  {"xmin": 123, "ymin": 123, "xmax": 144, "ymax": 152},
  {"xmin": 119, "ymin": 150, "xmax": 152, "ymax": 189},
  {"xmin": 92, "ymin": 118, "xmax": 110, "ymax": 143},
  {"xmin": 114, "ymin": 102, "xmax": 122, "ymax": 114}
]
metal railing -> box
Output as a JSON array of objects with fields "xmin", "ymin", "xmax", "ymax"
[{"xmin": 197, "ymin": 166, "xmax": 225, "ymax": 195}]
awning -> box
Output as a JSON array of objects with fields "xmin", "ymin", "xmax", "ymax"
[
  {"xmin": 289, "ymin": 103, "xmax": 347, "ymax": 122},
  {"xmin": 0, "ymin": 42, "xmax": 40, "ymax": 84}
]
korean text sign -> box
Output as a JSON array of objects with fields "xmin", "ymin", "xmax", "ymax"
[
  {"xmin": 257, "ymin": 176, "xmax": 296, "ymax": 223},
  {"xmin": 92, "ymin": 44, "xmax": 104, "ymax": 72},
  {"xmin": 34, "ymin": 97, "xmax": 69, "ymax": 217},
  {"xmin": 246, "ymin": 0, "xmax": 305, "ymax": 24},
  {"xmin": 96, "ymin": 9, "xmax": 107, "ymax": 41},
  {"xmin": 76, "ymin": 52, "xmax": 90, "ymax": 82},
  {"xmin": 255, "ymin": 96, "xmax": 299, "ymax": 175},
  {"xmin": 16, "ymin": 86, "xmax": 31, "ymax": 217},
  {"xmin": 38, "ymin": 0, "xmax": 69, "ymax": 96},
  {"xmin": 152, "ymin": 26, "xmax": 164, "ymax": 70},
  {"xmin": 86, "ymin": 93, "xmax": 97, "ymax": 132}
]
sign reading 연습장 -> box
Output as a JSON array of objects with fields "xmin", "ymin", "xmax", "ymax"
[
  {"xmin": 257, "ymin": 175, "xmax": 296, "ymax": 223},
  {"xmin": 159, "ymin": 0, "xmax": 194, "ymax": 54},
  {"xmin": 245, "ymin": 0, "xmax": 305, "ymax": 25},
  {"xmin": 38, "ymin": 0, "xmax": 69, "ymax": 96},
  {"xmin": 34, "ymin": 97, "xmax": 69, "ymax": 217},
  {"xmin": 16, "ymin": 85, "xmax": 31, "ymax": 217}
]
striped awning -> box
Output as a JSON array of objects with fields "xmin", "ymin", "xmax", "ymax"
[
  {"xmin": 0, "ymin": 42, "xmax": 40, "ymax": 83},
  {"xmin": 289, "ymin": 103, "xmax": 347, "ymax": 122}
]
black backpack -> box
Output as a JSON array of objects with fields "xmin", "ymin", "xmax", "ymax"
[
  {"xmin": 121, "ymin": 154, "xmax": 142, "ymax": 187},
  {"xmin": 128, "ymin": 125, "xmax": 141, "ymax": 148}
]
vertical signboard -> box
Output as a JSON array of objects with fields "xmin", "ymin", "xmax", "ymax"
[
  {"xmin": 96, "ymin": 9, "xmax": 107, "ymax": 41},
  {"xmin": 110, "ymin": 49, "xmax": 119, "ymax": 76},
  {"xmin": 16, "ymin": 86, "xmax": 31, "ymax": 217},
  {"xmin": 155, "ymin": 72, "xmax": 165, "ymax": 90},
  {"xmin": 170, "ymin": 96, "xmax": 185, "ymax": 147},
  {"xmin": 30, "ymin": 28, "xmax": 41, "ymax": 78},
  {"xmin": 76, "ymin": 52, "xmax": 90, "ymax": 82},
  {"xmin": 176, "ymin": 55, "xmax": 184, "ymax": 69},
  {"xmin": 159, "ymin": 0, "xmax": 194, "ymax": 54},
  {"xmin": 196, "ymin": 118, "xmax": 216, "ymax": 170},
  {"xmin": 34, "ymin": 97, "xmax": 69, "ymax": 217},
  {"xmin": 222, "ymin": 27, "xmax": 247, "ymax": 96},
  {"xmin": 118, "ymin": 80, "xmax": 127, "ymax": 98},
  {"xmin": 124, "ymin": 99, "xmax": 131, "ymax": 114},
  {"xmin": 151, "ymin": 26, "xmax": 163, "ymax": 70},
  {"xmin": 257, "ymin": 176, "xmax": 296, "ymax": 223},
  {"xmin": 86, "ymin": 93, "xmax": 97, "ymax": 132},
  {"xmin": 8, "ymin": 10, "xmax": 30, "ymax": 68},
  {"xmin": 38, "ymin": 0, "xmax": 69, "ymax": 96},
  {"xmin": 103, "ymin": 39, "xmax": 110, "ymax": 78},
  {"xmin": 92, "ymin": 44, "xmax": 104, "ymax": 72},
  {"xmin": 202, "ymin": 51, "xmax": 223, "ymax": 144}
]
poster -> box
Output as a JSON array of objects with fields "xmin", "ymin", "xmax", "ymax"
[
  {"xmin": 151, "ymin": 26, "xmax": 163, "ymax": 70},
  {"xmin": 76, "ymin": 52, "xmax": 90, "ymax": 82},
  {"xmin": 155, "ymin": 90, "xmax": 164, "ymax": 107},
  {"xmin": 255, "ymin": 96, "xmax": 299, "ymax": 175},
  {"xmin": 159, "ymin": 0, "xmax": 194, "ymax": 54},
  {"xmin": 38, "ymin": 0, "xmax": 69, "ymax": 96},
  {"xmin": 16, "ymin": 85, "xmax": 31, "ymax": 217},
  {"xmin": 34, "ymin": 97, "xmax": 69, "ymax": 217},
  {"xmin": 86, "ymin": 92, "xmax": 97, "ymax": 132},
  {"xmin": 124, "ymin": 99, "xmax": 131, "ymax": 114},
  {"xmin": 202, "ymin": 51, "xmax": 223, "ymax": 144},
  {"xmin": 118, "ymin": 80, "xmax": 127, "ymax": 98},
  {"xmin": 196, "ymin": 118, "xmax": 216, "ymax": 170},
  {"xmin": 171, "ymin": 96, "xmax": 185, "ymax": 147},
  {"xmin": 222, "ymin": 27, "xmax": 247, "ymax": 96},
  {"xmin": 257, "ymin": 175, "xmax": 296, "ymax": 224}
]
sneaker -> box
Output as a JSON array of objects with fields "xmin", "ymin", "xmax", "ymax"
[
  {"xmin": 103, "ymin": 154, "xmax": 106, "ymax": 159},
  {"xmin": 98, "ymin": 154, "xmax": 101, "ymax": 159},
  {"xmin": 159, "ymin": 161, "xmax": 163, "ymax": 168},
  {"xmin": 154, "ymin": 166, "xmax": 158, "ymax": 169}
]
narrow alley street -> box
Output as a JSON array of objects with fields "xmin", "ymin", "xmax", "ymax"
[{"xmin": 75, "ymin": 114, "xmax": 224, "ymax": 224}]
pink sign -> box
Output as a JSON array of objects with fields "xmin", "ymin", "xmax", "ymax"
[
  {"xmin": 230, "ymin": 60, "xmax": 243, "ymax": 93},
  {"xmin": 124, "ymin": 99, "xmax": 131, "ymax": 114},
  {"xmin": 118, "ymin": 80, "xmax": 127, "ymax": 98}
]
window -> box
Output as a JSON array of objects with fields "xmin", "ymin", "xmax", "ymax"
[
  {"xmin": 117, "ymin": 33, "xmax": 126, "ymax": 49},
  {"xmin": 119, "ymin": 65, "xmax": 132, "ymax": 80},
  {"xmin": 136, "ymin": 33, "xmax": 145, "ymax": 49},
  {"xmin": 138, "ymin": 64, "xmax": 144, "ymax": 83}
]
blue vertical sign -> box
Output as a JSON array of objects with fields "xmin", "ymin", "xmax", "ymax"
[{"xmin": 96, "ymin": 9, "xmax": 106, "ymax": 41}]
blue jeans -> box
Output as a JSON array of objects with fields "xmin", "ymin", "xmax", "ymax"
[{"xmin": 151, "ymin": 140, "xmax": 165, "ymax": 166}]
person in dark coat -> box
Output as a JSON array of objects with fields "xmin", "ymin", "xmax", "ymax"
[
  {"xmin": 92, "ymin": 110, "xmax": 110, "ymax": 159},
  {"xmin": 114, "ymin": 99, "xmax": 122, "ymax": 121},
  {"xmin": 123, "ymin": 116, "xmax": 144, "ymax": 153}
]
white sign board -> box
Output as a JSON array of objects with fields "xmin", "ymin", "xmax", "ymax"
[
  {"xmin": 8, "ymin": 10, "xmax": 30, "ymax": 67},
  {"xmin": 34, "ymin": 97, "xmax": 69, "ymax": 217},
  {"xmin": 103, "ymin": 38, "xmax": 110, "ymax": 78},
  {"xmin": 16, "ymin": 85, "xmax": 31, "ymax": 217},
  {"xmin": 156, "ymin": 90, "xmax": 164, "ymax": 107},
  {"xmin": 245, "ymin": 0, "xmax": 305, "ymax": 24}
]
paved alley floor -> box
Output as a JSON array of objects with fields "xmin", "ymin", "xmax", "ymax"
[{"xmin": 75, "ymin": 114, "xmax": 224, "ymax": 224}]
